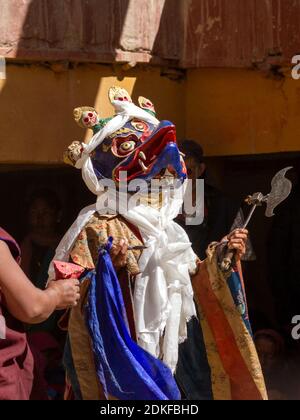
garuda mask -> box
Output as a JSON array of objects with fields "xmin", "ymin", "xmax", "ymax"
[{"xmin": 64, "ymin": 86, "xmax": 187, "ymax": 193}]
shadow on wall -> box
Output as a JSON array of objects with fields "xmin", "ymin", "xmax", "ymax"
[
  {"xmin": 0, "ymin": 0, "xmax": 130, "ymax": 237},
  {"xmin": 15, "ymin": 0, "xmax": 131, "ymax": 61},
  {"xmin": 0, "ymin": 0, "xmax": 186, "ymax": 237},
  {"xmin": 0, "ymin": 0, "xmax": 131, "ymax": 161},
  {"xmin": 0, "ymin": 0, "xmax": 186, "ymax": 166},
  {"xmin": 130, "ymin": 0, "xmax": 185, "ymax": 136},
  {"xmin": 151, "ymin": 0, "xmax": 183, "ymax": 63}
]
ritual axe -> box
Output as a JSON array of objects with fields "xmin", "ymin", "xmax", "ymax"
[{"xmin": 220, "ymin": 167, "xmax": 293, "ymax": 272}]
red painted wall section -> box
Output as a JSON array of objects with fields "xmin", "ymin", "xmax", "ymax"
[
  {"xmin": 0, "ymin": 0, "xmax": 182, "ymax": 65},
  {"xmin": 1, "ymin": 0, "xmax": 299, "ymax": 68},
  {"xmin": 182, "ymin": 0, "xmax": 300, "ymax": 68}
]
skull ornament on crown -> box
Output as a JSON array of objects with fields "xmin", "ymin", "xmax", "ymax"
[
  {"xmin": 82, "ymin": 110, "xmax": 98, "ymax": 128},
  {"xmin": 73, "ymin": 107, "xmax": 100, "ymax": 129}
]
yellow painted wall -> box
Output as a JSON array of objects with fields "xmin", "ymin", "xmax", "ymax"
[
  {"xmin": 1, "ymin": 64, "xmax": 300, "ymax": 164},
  {"xmin": 0, "ymin": 64, "xmax": 185, "ymax": 163},
  {"xmin": 186, "ymin": 68, "xmax": 300, "ymax": 156}
]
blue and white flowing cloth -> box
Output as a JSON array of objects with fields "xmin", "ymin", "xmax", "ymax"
[{"xmin": 86, "ymin": 237, "xmax": 181, "ymax": 400}]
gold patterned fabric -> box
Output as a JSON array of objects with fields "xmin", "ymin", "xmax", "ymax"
[
  {"xmin": 68, "ymin": 278, "xmax": 105, "ymax": 400},
  {"xmin": 66, "ymin": 213, "xmax": 143, "ymax": 400},
  {"xmin": 191, "ymin": 245, "xmax": 268, "ymax": 400},
  {"xmin": 70, "ymin": 213, "xmax": 143, "ymax": 274}
]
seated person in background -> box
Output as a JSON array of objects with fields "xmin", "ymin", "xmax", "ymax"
[
  {"xmin": 20, "ymin": 189, "xmax": 65, "ymax": 399},
  {"xmin": 177, "ymin": 140, "xmax": 255, "ymax": 261},
  {"xmin": 21, "ymin": 189, "xmax": 62, "ymax": 292},
  {"xmin": 0, "ymin": 227, "xmax": 79, "ymax": 400},
  {"xmin": 254, "ymin": 329, "xmax": 293, "ymax": 400}
]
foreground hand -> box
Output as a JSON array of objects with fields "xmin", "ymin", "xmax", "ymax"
[
  {"xmin": 110, "ymin": 239, "xmax": 128, "ymax": 270},
  {"xmin": 47, "ymin": 279, "xmax": 80, "ymax": 309},
  {"xmin": 226, "ymin": 228, "xmax": 248, "ymax": 262}
]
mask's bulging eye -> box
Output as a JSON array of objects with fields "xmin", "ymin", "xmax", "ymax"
[
  {"xmin": 111, "ymin": 134, "xmax": 138, "ymax": 157},
  {"xmin": 131, "ymin": 119, "xmax": 148, "ymax": 132},
  {"xmin": 119, "ymin": 141, "xmax": 135, "ymax": 153}
]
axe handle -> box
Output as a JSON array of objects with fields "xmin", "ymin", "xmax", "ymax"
[
  {"xmin": 220, "ymin": 204, "xmax": 257, "ymax": 272},
  {"xmin": 242, "ymin": 204, "xmax": 258, "ymax": 229}
]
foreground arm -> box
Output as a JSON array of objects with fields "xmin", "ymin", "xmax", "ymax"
[{"xmin": 0, "ymin": 241, "xmax": 80, "ymax": 324}]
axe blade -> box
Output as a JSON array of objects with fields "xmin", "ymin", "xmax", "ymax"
[{"xmin": 265, "ymin": 167, "xmax": 293, "ymax": 217}]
